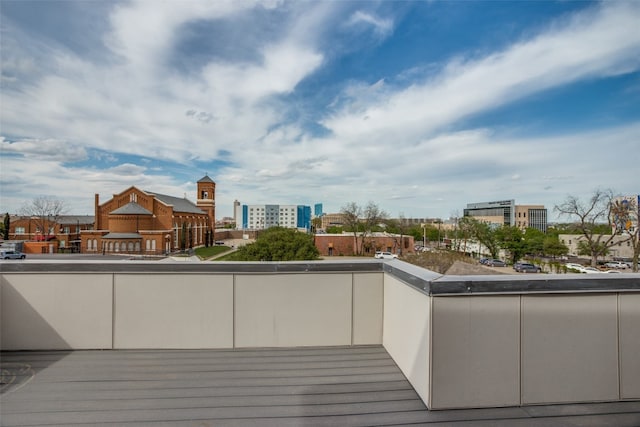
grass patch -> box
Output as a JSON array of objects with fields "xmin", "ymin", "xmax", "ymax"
[
  {"xmin": 211, "ymin": 252, "xmax": 238, "ymax": 261},
  {"xmin": 194, "ymin": 246, "xmax": 232, "ymax": 259},
  {"xmin": 403, "ymin": 250, "xmax": 477, "ymax": 274}
]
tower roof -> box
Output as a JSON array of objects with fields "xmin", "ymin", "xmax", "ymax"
[{"xmin": 198, "ymin": 175, "xmax": 215, "ymax": 184}]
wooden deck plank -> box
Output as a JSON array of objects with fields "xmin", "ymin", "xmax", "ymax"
[
  {"xmin": 2, "ymin": 347, "xmax": 639, "ymax": 427},
  {"xmin": 1, "ymin": 381, "xmax": 414, "ymax": 402},
  {"xmin": 1, "ymin": 400, "xmax": 428, "ymax": 425},
  {"xmin": 2, "ymin": 389, "xmax": 421, "ymax": 413}
]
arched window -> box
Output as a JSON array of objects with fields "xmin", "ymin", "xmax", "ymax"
[
  {"xmin": 93, "ymin": 239, "xmax": 98, "ymax": 251},
  {"xmin": 146, "ymin": 239, "xmax": 150, "ymax": 251},
  {"xmin": 134, "ymin": 242, "xmax": 140, "ymax": 252},
  {"xmin": 120, "ymin": 242, "xmax": 126, "ymax": 252},
  {"xmin": 151, "ymin": 240, "xmax": 156, "ymax": 251},
  {"xmin": 108, "ymin": 242, "xmax": 113, "ymax": 252},
  {"xmin": 114, "ymin": 242, "xmax": 119, "ymax": 252},
  {"xmin": 127, "ymin": 242, "xmax": 134, "ymax": 251}
]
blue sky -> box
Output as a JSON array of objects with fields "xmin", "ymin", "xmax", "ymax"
[{"xmin": 1, "ymin": 1, "xmax": 639, "ymax": 221}]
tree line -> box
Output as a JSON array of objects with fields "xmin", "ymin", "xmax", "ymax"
[{"xmin": 4, "ymin": 190, "xmax": 638, "ymax": 271}]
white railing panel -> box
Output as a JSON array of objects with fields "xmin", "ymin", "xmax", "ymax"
[
  {"xmin": 113, "ymin": 274, "xmax": 234, "ymax": 349},
  {"xmin": 430, "ymin": 295, "xmax": 520, "ymax": 409},
  {"xmin": 620, "ymin": 293, "xmax": 640, "ymax": 400},
  {"xmin": 1, "ymin": 274, "xmax": 113, "ymax": 350},
  {"xmin": 235, "ymin": 273, "xmax": 352, "ymax": 347},
  {"xmin": 382, "ymin": 274, "xmax": 430, "ymax": 406},
  {"xmin": 353, "ymin": 273, "xmax": 383, "ymax": 345},
  {"xmin": 521, "ymin": 294, "xmax": 619, "ymax": 404}
]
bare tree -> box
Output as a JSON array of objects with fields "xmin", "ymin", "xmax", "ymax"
[
  {"xmin": 554, "ymin": 189, "xmax": 629, "ymax": 267},
  {"xmin": 20, "ymin": 196, "xmax": 66, "ymax": 240},
  {"xmin": 456, "ymin": 216, "xmax": 475, "ymax": 255},
  {"xmin": 450, "ymin": 210, "xmax": 461, "ymax": 251},
  {"xmin": 2, "ymin": 212, "xmax": 9, "ymax": 240},
  {"xmin": 611, "ymin": 196, "xmax": 639, "ymax": 272},
  {"xmin": 341, "ymin": 202, "xmax": 363, "ymax": 255},
  {"xmin": 464, "ymin": 217, "xmax": 500, "ymax": 258},
  {"xmin": 340, "ymin": 201, "xmax": 388, "ymax": 256},
  {"xmin": 386, "ymin": 214, "xmax": 409, "ymax": 256},
  {"xmin": 361, "ymin": 202, "xmax": 388, "ymax": 255}
]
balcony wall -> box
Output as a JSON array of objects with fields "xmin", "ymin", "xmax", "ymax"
[
  {"xmin": 0, "ymin": 263, "xmax": 384, "ymax": 351},
  {"xmin": 1, "ymin": 260, "xmax": 638, "ymax": 410},
  {"xmin": 419, "ymin": 273, "xmax": 640, "ymax": 409}
]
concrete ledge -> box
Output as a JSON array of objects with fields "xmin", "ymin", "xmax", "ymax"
[
  {"xmin": 0, "ymin": 260, "xmax": 383, "ymax": 273},
  {"xmin": 430, "ymin": 273, "xmax": 640, "ymax": 294}
]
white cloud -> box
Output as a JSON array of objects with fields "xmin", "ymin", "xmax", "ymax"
[
  {"xmin": 106, "ymin": 163, "xmax": 147, "ymax": 177},
  {"xmin": 347, "ymin": 10, "xmax": 394, "ymax": 38},
  {"xmin": 1, "ymin": 2, "xmax": 638, "ymax": 221},
  {"xmin": 105, "ymin": 1, "xmax": 262, "ymax": 75},
  {"xmin": 0, "ymin": 137, "xmax": 88, "ymax": 162},
  {"xmin": 323, "ymin": 2, "xmax": 640, "ymax": 142},
  {"xmin": 0, "ymin": 1, "xmax": 329, "ymax": 170},
  {"xmin": 201, "ymin": 41, "xmax": 323, "ymax": 102}
]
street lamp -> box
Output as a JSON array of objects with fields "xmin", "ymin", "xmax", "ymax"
[{"xmin": 421, "ymin": 223, "xmax": 426, "ymax": 248}]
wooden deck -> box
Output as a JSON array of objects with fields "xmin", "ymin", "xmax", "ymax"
[{"xmin": 2, "ymin": 346, "xmax": 639, "ymax": 426}]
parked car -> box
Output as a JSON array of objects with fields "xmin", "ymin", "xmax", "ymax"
[
  {"xmin": 479, "ymin": 258, "xmax": 489, "ymax": 265},
  {"xmin": 604, "ymin": 261, "xmax": 627, "ymax": 269},
  {"xmin": 565, "ymin": 263, "xmax": 585, "ymax": 272},
  {"xmin": 1, "ymin": 250, "xmax": 26, "ymax": 259},
  {"xmin": 603, "ymin": 269, "xmax": 622, "ymax": 274},
  {"xmin": 581, "ymin": 267, "xmax": 602, "ymax": 274},
  {"xmin": 487, "ymin": 259, "xmax": 506, "ymax": 267},
  {"xmin": 374, "ymin": 251, "xmax": 398, "ymax": 259},
  {"xmin": 514, "ymin": 262, "xmax": 541, "ymax": 273}
]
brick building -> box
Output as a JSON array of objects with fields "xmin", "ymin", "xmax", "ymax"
[
  {"xmin": 5, "ymin": 215, "xmax": 94, "ymax": 253},
  {"xmin": 314, "ymin": 232, "xmax": 414, "ymax": 257},
  {"xmin": 82, "ymin": 175, "xmax": 215, "ymax": 255}
]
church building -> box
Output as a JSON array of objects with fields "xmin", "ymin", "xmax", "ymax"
[{"xmin": 81, "ymin": 176, "xmax": 215, "ymax": 255}]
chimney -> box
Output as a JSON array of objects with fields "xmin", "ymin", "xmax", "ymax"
[{"xmin": 94, "ymin": 194, "xmax": 100, "ymax": 229}]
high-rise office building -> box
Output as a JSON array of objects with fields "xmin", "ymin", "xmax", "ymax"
[{"xmin": 464, "ymin": 200, "xmax": 547, "ymax": 232}]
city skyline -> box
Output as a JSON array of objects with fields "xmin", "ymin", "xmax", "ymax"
[{"xmin": 1, "ymin": 1, "xmax": 639, "ymax": 221}]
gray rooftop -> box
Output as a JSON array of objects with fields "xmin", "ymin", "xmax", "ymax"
[
  {"xmin": 110, "ymin": 202, "xmax": 153, "ymax": 215},
  {"xmin": 146, "ymin": 191, "xmax": 207, "ymax": 214},
  {"xmin": 56, "ymin": 215, "xmax": 95, "ymax": 225},
  {"xmin": 1, "ymin": 346, "xmax": 638, "ymax": 426}
]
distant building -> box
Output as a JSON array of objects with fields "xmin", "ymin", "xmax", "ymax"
[
  {"xmin": 234, "ymin": 203, "xmax": 312, "ymax": 230},
  {"xmin": 314, "ymin": 232, "xmax": 414, "ymax": 257},
  {"xmin": 560, "ymin": 234, "xmax": 634, "ymax": 261},
  {"xmin": 396, "ymin": 217, "xmax": 443, "ymax": 226},
  {"xmin": 82, "ymin": 175, "xmax": 215, "ymax": 255},
  {"xmin": 314, "ymin": 203, "xmax": 323, "ymax": 217},
  {"xmin": 611, "ymin": 195, "xmax": 639, "ymax": 236},
  {"xmin": 320, "ymin": 213, "xmax": 346, "ymax": 229},
  {"xmin": 464, "ymin": 200, "xmax": 547, "ymax": 232},
  {"xmin": 515, "ymin": 204, "xmax": 548, "ymax": 233},
  {"xmin": 215, "ymin": 217, "xmax": 236, "ymax": 228},
  {"xmin": 5, "ymin": 214, "xmax": 94, "ymax": 253}
]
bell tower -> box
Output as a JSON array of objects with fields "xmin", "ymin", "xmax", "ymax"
[{"xmin": 196, "ymin": 175, "xmax": 216, "ymax": 233}]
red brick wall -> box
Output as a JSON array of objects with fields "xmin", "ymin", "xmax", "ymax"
[{"xmin": 314, "ymin": 235, "xmax": 415, "ymax": 257}]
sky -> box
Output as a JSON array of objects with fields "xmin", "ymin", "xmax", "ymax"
[{"xmin": 1, "ymin": 1, "xmax": 639, "ymax": 222}]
